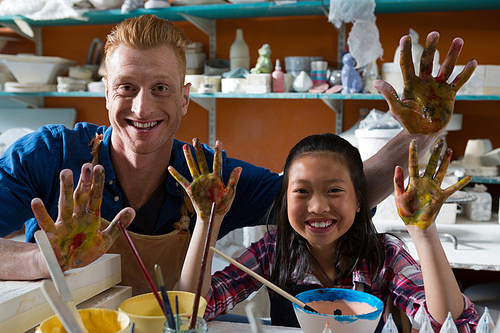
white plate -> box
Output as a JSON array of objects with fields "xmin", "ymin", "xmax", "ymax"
[
  {"xmin": 4, "ymin": 82, "xmax": 57, "ymax": 92},
  {"xmin": 229, "ymin": 0, "xmax": 269, "ymax": 3}
]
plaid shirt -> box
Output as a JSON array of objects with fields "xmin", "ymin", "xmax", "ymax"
[{"xmin": 206, "ymin": 229, "xmax": 478, "ymax": 332}]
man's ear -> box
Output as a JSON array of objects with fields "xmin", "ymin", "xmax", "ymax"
[{"xmin": 181, "ymin": 83, "xmax": 191, "ymax": 116}]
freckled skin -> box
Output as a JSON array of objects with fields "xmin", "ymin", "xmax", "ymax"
[
  {"xmin": 168, "ymin": 138, "xmax": 241, "ymax": 222},
  {"xmin": 31, "ymin": 163, "xmax": 135, "ymax": 271},
  {"xmin": 394, "ymin": 139, "xmax": 471, "ymax": 229},
  {"xmin": 380, "ymin": 31, "xmax": 477, "ymax": 135}
]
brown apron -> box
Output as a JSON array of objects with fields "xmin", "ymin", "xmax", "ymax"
[{"xmin": 93, "ymin": 134, "xmax": 193, "ymax": 295}]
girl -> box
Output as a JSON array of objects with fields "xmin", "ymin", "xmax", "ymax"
[{"xmin": 169, "ymin": 134, "xmax": 478, "ymax": 332}]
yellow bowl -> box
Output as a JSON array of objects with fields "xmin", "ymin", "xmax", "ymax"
[
  {"xmin": 35, "ymin": 308, "xmax": 130, "ymax": 333},
  {"xmin": 119, "ymin": 291, "xmax": 207, "ymax": 333}
]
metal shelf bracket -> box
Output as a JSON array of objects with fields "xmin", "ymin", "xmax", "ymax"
[
  {"xmin": 320, "ymin": 97, "xmax": 343, "ymax": 134},
  {"xmin": 179, "ymin": 14, "xmax": 216, "ymax": 59},
  {"xmin": 190, "ymin": 97, "xmax": 216, "ymax": 148}
]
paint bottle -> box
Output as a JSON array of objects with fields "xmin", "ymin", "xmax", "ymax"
[
  {"xmin": 230, "ymin": 29, "xmax": 250, "ymax": 71},
  {"xmin": 272, "ymin": 59, "xmax": 284, "ymax": 93}
]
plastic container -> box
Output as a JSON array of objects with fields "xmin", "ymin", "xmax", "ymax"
[
  {"xmin": 36, "ymin": 308, "xmax": 130, "ymax": 333},
  {"xmin": 355, "ymin": 128, "xmax": 402, "ymax": 161},
  {"xmin": 272, "ymin": 59, "xmax": 284, "ymax": 92},
  {"xmin": 119, "ymin": 291, "xmax": 207, "ymax": 333}
]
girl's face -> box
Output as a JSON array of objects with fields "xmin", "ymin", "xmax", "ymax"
[{"xmin": 287, "ymin": 152, "xmax": 359, "ymax": 252}]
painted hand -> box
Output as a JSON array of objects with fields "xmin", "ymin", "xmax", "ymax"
[
  {"xmin": 31, "ymin": 163, "xmax": 135, "ymax": 271},
  {"xmin": 168, "ymin": 138, "xmax": 241, "ymax": 221},
  {"xmin": 375, "ymin": 31, "xmax": 477, "ymax": 135},
  {"xmin": 394, "ymin": 139, "xmax": 471, "ymax": 229}
]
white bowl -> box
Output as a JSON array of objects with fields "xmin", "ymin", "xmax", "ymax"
[
  {"xmin": 293, "ymin": 288, "xmax": 384, "ymax": 333},
  {"xmin": 0, "ymin": 54, "xmax": 77, "ymax": 84},
  {"xmin": 88, "ymin": 0, "xmax": 125, "ymax": 10}
]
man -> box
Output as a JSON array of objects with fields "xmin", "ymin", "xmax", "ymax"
[{"xmin": 0, "ymin": 15, "xmax": 476, "ymax": 294}]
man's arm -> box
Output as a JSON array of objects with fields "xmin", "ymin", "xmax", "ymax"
[
  {"xmin": 0, "ymin": 238, "xmax": 49, "ymax": 280},
  {"xmin": 364, "ymin": 31, "xmax": 477, "ymax": 209},
  {"xmin": 364, "ymin": 130, "xmax": 438, "ymax": 209}
]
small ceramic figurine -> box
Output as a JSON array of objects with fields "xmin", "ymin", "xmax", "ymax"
[
  {"xmin": 341, "ymin": 53, "xmax": 364, "ymax": 94},
  {"xmin": 250, "ymin": 44, "xmax": 272, "ymax": 74}
]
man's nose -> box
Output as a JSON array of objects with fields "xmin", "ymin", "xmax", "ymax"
[{"xmin": 131, "ymin": 89, "xmax": 152, "ymax": 116}]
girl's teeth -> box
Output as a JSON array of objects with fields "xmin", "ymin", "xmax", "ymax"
[{"xmin": 310, "ymin": 221, "xmax": 332, "ymax": 228}]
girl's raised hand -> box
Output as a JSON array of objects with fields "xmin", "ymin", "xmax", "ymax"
[
  {"xmin": 394, "ymin": 139, "xmax": 471, "ymax": 229},
  {"xmin": 375, "ymin": 31, "xmax": 477, "ymax": 135},
  {"xmin": 31, "ymin": 163, "xmax": 136, "ymax": 271},
  {"xmin": 168, "ymin": 138, "xmax": 241, "ymax": 222}
]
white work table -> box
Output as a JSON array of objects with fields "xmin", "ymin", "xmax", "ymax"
[
  {"xmin": 208, "ymin": 321, "xmax": 301, "ymax": 332},
  {"xmin": 373, "ymin": 214, "xmax": 500, "ymax": 271}
]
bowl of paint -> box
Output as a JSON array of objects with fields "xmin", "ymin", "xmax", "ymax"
[
  {"xmin": 119, "ymin": 291, "xmax": 207, "ymax": 333},
  {"xmin": 36, "ymin": 308, "xmax": 130, "ymax": 333},
  {"xmin": 293, "ymin": 288, "xmax": 383, "ymax": 333}
]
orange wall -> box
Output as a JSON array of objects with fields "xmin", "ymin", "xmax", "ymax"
[{"xmin": 3, "ymin": 9, "xmax": 500, "ymax": 173}]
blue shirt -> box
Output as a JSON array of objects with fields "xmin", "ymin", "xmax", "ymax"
[{"xmin": 0, "ymin": 123, "xmax": 281, "ymax": 243}]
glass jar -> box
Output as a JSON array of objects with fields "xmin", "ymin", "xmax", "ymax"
[{"xmin": 163, "ymin": 315, "xmax": 207, "ymax": 333}]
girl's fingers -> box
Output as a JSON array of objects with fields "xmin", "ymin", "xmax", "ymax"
[
  {"xmin": 393, "ymin": 166, "xmax": 405, "ymax": 199},
  {"xmin": 193, "ymin": 138, "xmax": 209, "ymax": 175},
  {"xmin": 88, "ymin": 165, "xmax": 105, "ymax": 214},
  {"xmin": 101, "ymin": 208, "xmax": 136, "ymax": 249},
  {"xmin": 59, "ymin": 169, "xmax": 74, "ymax": 223},
  {"xmin": 451, "ymin": 59, "xmax": 477, "ymax": 92},
  {"xmin": 443, "ymin": 176, "xmax": 471, "ymax": 199},
  {"xmin": 419, "ymin": 31, "xmax": 440, "ymax": 79},
  {"xmin": 168, "ymin": 166, "xmax": 191, "ymax": 189},
  {"xmin": 183, "ymin": 144, "xmax": 200, "ymax": 179},
  {"xmin": 31, "ymin": 198, "xmax": 56, "ymax": 233},
  {"xmin": 213, "ymin": 140, "xmax": 223, "ymax": 179},
  {"xmin": 408, "ymin": 140, "xmax": 419, "ymax": 178},
  {"xmin": 74, "ymin": 163, "xmax": 93, "ymax": 215},
  {"xmin": 434, "ymin": 148, "xmax": 452, "ymax": 185},
  {"xmin": 435, "ymin": 37, "xmax": 463, "ymax": 84},
  {"xmin": 227, "ymin": 167, "xmax": 242, "ymax": 195},
  {"xmin": 423, "ymin": 140, "xmax": 444, "ymax": 179}
]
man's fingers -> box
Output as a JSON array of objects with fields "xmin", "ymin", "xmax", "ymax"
[
  {"xmin": 435, "ymin": 37, "xmax": 463, "ymax": 83},
  {"xmin": 88, "ymin": 165, "xmax": 105, "ymax": 214},
  {"xmin": 58, "ymin": 169, "xmax": 74, "ymax": 222},
  {"xmin": 193, "ymin": 138, "xmax": 209, "ymax": 175},
  {"xmin": 451, "ymin": 59, "xmax": 477, "ymax": 92},
  {"xmin": 101, "ymin": 208, "xmax": 136, "ymax": 249},
  {"xmin": 74, "ymin": 163, "xmax": 93, "ymax": 214},
  {"xmin": 400, "ymin": 35, "xmax": 417, "ymax": 83},
  {"xmin": 373, "ymin": 80, "xmax": 402, "ymax": 118},
  {"xmin": 419, "ymin": 31, "xmax": 439, "ymax": 78},
  {"xmin": 32, "ymin": 198, "xmax": 56, "ymax": 233}
]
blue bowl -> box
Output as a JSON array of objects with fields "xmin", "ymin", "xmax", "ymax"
[{"xmin": 293, "ymin": 288, "xmax": 383, "ymax": 333}]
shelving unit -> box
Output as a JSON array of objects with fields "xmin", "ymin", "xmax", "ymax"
[{"xmin": 0, "ymin": 0, "xmax": 499, "ymax": 183}]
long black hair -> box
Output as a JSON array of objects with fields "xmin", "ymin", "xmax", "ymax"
[{"xmin": 269, "ymin": 133, "xmax": 384, "ymax": 290}]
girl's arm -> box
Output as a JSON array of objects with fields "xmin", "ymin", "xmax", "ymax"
[
  {"xmin": 394, "ymin": 139, "xmax": 471, "ymax": 324},
  {"xmin": 169, "ymin": 138, "xmax": 241, "ymax": 297}
]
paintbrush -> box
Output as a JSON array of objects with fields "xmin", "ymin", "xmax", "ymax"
[
  {"xmin": 117, "ymin": 221, "xmax": 166, "ymax": 316},
  {"xmin": 154, "ymin": 264, "xmax": 176, "ymax": 329},
  {"xmin": 189, "ymin": 202, "xmax": 217, "ymax": 329},
  {"xmin": 210, "ymin": 246, "xmax": 319, "ymax": 314},
  {"xmin": 175, "ymin": 295, "xmax": 180, "ymax": 330}
]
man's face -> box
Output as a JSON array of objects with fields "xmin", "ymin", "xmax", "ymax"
[{"xmin": 105, "ymin": 44, "xmax": 190, "ymax": 155}]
